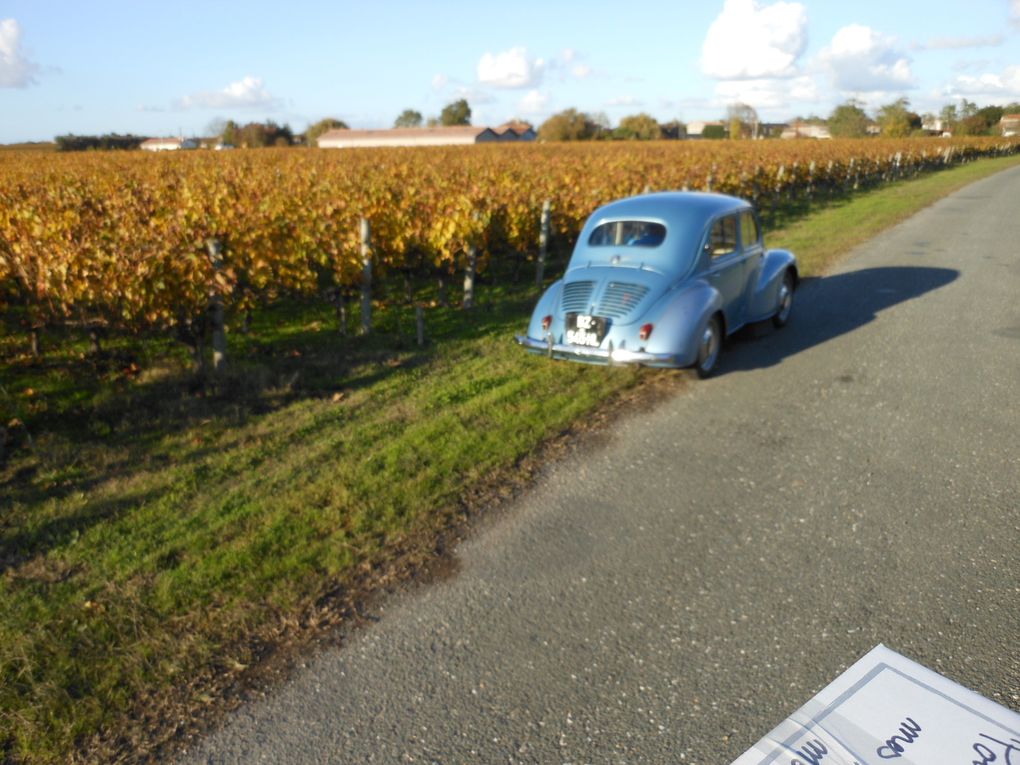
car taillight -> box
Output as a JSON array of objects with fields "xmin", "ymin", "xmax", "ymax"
[
  {"xmin": 639, "ymin": 323, "xmax": 653, "ymax": 341},
  {"xmin": 542, "ymin": 315, "xmax": 553, "ymax": 331}
]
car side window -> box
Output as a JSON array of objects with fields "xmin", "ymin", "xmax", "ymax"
[
  {"xmin": 740, "ymin": 211, "xmax": 761, "ymax": 249},
  {"xmin": 708, "ymin": 216, "xmax": 738, "ymax": 258}
]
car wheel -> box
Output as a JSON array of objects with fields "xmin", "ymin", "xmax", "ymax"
[
  {"xmin": 695, "ymin": 314, "xmax": 722, "ymax": 379},
  {"xmin": 772, "ymin": 271, "xmax": 795, "ymax": 329}
]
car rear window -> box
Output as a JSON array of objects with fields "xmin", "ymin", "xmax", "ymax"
[{"xmin": 588, "ymin": 221, "xmax": 666, "ymax": 248}]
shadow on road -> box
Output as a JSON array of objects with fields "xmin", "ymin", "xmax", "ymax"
[{"xmin": 720, "ymin": 266, "xmax": 960, "ymax": 374}]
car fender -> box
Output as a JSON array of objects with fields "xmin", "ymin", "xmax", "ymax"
[
  {"xmin": 748, "ymin": 248, "xmax": 798, "ymax": 322},
  {"xmin": 525, "ymin": 279, "xmax": 565, "ymax": 339},
  {"xmin": 640, "ymin": 280, "xmax": 724, "ymax": 367}
]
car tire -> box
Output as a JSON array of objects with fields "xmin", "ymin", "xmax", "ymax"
[
  {"xmin": 771, "ymin": 271, "xmax": 795, "ymax": 329},
  {"xmin": 695, "ymin": 314, "xmax": 722, "ymax": 379}
]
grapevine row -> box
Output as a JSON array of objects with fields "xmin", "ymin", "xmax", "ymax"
[{"xmin": 1, "ymin": 138, "xmax": 1016, "ymax": 353}]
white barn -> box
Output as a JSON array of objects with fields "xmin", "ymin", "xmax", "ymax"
[
  {"xmin": 317, "ymin": 124, "xmax": 535, "ymax": 149},
  {"xmin": 140, "ymin": 137, "xmax": 199, "ymax": 152},
  {"xmin": 780, "ymin": 123, "xmax": 832, "ymax": 140}
]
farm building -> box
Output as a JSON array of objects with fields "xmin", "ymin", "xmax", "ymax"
[
  {"xmin": 780, "ymin": 122, "xmax": 832, "ymax": 139},
  {"xmin": 686, "ymin": 120, "xmax": 726, "ymax": 138},
  {"xmin": 140, "ymin": 137, "xmax": 199, "ymax": 152},
  {"xmin": 317, "ymin": 123, "xmax": 535, "ymax": 149},
  {"xmin": 1000, "ymin": 114, "xmax": 1020, "ymax": 137}
]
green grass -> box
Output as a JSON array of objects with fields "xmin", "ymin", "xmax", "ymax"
[
  {"xmin": 1, "ymin": 153, "xmax": 1019, "ymax": 764},
  {"xmin": 766, "ymin": 153, "xmax": 1020, "ymax": 272}
]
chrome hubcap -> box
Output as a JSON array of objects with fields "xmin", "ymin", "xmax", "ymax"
[
  {"xmin": 700, "ymin": 323, "xmax": 719, "ymax": 369},
  {"xmin": 777, "ymin": 283, "xmax": 792, "ymax": 321}
]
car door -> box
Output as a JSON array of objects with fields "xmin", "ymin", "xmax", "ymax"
[
  {"xmin": 738, "ymin": 209, "xmax": 765, "ymax": 310},
  {"xmin": 703, "ymin": 214, "xmax": 754, "ymax": 330}
]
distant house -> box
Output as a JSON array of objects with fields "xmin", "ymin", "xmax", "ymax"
[
  {"xmin": 494, "ymin": 121, "xmax": 537, "ymax": 141},
  {"xmin": 921, "ymin": 116, "xmax": 950, "ymax": 136},
  {"xmin": 317, "ymin": 124, "xmax": 536, "ymax": 149},
  {"xmin": 758, "ymin": 123, "xmax": 788, "ymax": 139},
  {"xmin": 686, "ymin": 120, "xmax": 726, "ymax": 138},
  {"xmin": 140, "ymin": 137, "xmax": 199, "ymax": 152},
  {"xmin": 1000, "ymin": 114, "xmax": 1020, "ymax": 137},
  {"xmin": 780, "ymin": 122, "xmax": 832, "ymax": 140}
]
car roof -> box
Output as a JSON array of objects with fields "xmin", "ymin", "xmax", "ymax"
[
  {"xmin": 588, "ymin": 191, "xmax": 751, "ymax": 227},
  {"xmin": 568, "ymin": 192, "xmax": 752, "ymax": 279}
]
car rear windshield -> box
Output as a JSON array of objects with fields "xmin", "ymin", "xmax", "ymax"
[{"xmin": 587, "ymin": 221, "xmax": 666, "ymax": 248}]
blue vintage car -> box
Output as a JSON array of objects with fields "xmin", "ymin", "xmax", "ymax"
[{"xmin": 515, "ymin": 191, "xmax": 798, "ymax": 377}]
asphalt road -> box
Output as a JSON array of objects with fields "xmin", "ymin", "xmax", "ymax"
[{"xmin": 180, "ymin": 167, "xmax": 1020, "ymax": 764}]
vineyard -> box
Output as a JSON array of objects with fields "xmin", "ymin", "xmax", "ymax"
[
  {"xmin": 1, "ymin": 137, "xmax": 1018, "ymax": 359},
  {"xmin": 1, "ymin": 142, "xmax": 1019, "ymax": 764}
]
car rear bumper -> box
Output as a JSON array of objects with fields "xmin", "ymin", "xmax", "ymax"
[{"xmin": 514, "ymin": 334, "xmax": 682, "ymax": 367}]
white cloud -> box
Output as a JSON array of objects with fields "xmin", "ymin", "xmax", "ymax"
[
  {"xmin": 714, "ymin": 76, "xmax": 819, "ymax": 109},
  {"xmin": 572, "ymin": 64, "xmax": 592, "ymax": 79},
  {"xmin": 915, "ymin": 35, "xmax": 1003, "ymax": 51},
  {"xmin": 1012, "ymin": 0, "xmax": 1020, "ymax": 27},
  {"xmin": 176, "ymin": 76, "xmax": 281, "ymax": 110},
  {"xmin": 477, "ymin": 47, "xmax": 544, "ymax": 89},
  {"xmin": 939, "ymin": 65, "xmax": 1020, "ymax": 100},
  {"xmin": 820, "ymin": 24, "xmax": 916, "ymax": 93},
  {"xmin": 0, "ymin": 18, "xmax": 40, "ymax": 88},
  {"xmin": 452, "ymin": 85, "xmax": 495, "ymax": 105},
  {"xmin": 701, "ymin": 0, "xmax": 808, "ymax": 80},
  {"xmin": 605, "ymin": 95, "xmax": 642, "ymax": 107},
  {"xmin": 519, "ymin": 89, "xmax": 550, "ymax": 114},
  {"xmin": 431, "ymin": 73, "xmax": 449, "ymax": 91}
]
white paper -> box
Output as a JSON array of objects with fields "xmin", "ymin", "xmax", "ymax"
[{"xmin": 732, "ymin": 644, "xmax": 1020, "ymax": 765}]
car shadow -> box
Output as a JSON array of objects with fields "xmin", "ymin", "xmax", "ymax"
[{"xmin": 717, "ymin": 266, "xmax": 960, "ymax": 374}]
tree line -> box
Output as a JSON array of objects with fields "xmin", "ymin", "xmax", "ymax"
[
  {"xmin": 55, "ymin": 133, "xmax": 147, "ymax": 151},
  {"xmin": 50, "ymin": 96, "xmax": 1019, "ymax": 152}
]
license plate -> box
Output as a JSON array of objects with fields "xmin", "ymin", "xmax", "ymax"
[{"xmin": 565, "ymin": 313, "xmax": 608, "ymax": 347}]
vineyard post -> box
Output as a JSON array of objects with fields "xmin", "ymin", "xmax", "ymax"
[
  {"xmin": 206, "ymin": 238, "xmax": 228, "ymax": 374},
  {"xmin": 360, "ymin": 217, "xmax": 372, "ymax": 335},
  {"xmin": 536, "ymin": 199, "xmax": 551, "ymax": 288},
  {"xmin": 463, "ymin": 211, "xmax": 479, "ymax": 310}
]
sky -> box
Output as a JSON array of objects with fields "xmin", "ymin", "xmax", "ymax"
[{"xmin": 1, "ymin": 0, "xmax": 1019, "ymax": 143}]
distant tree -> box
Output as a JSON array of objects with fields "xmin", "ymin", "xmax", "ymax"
[
  {"xmin": 306, "ymin": 118, "xmax": 349, "ymax": 145},
  {"xmin": 828, "ymin": 99, "xmax": 870, "ymax": 138},
  {"xmin": 975, "ymin": 105, "xmax": 1005, "ymax": 133},
  {"xmin": 440, "ymin": 99, "xmax": 471, "ymax": 126},
  {"xmin": 538, "ymin": 108, "xmax": 599, "ymax": 141},
  {"xmin": 206, "ymin": 118, "xmax": 228, "ymax": 139},
  {"xmin": 701, "ymin": 124, "xmax": 727, "ymax": 139},
  {"xmin": 614, "ymin": 113, "xmax": 662, "ymax": 140},
  {"xmin": 590, "ymin": 111, "xmax": 612, "ymax": 139},
  {"xmin": 54, "ymin": 133, "xmax": 145, "ymax": 151},
  {"xmin": 233, "ymin": 120, "xmax": 294, "ymax": 148},
  {"xmin": 877, "ymin": 98, "xmax": 920, "ymax": 138},
  {"xmin": 726, "ymin": 103, "xmax": 759, "ymax": 139},
  {"xmin": 222, "ymin": 120, "xmax": 241, "ymax": 146},
  {"xmin": 959, "ymin": 99, "xmax": 978, "ymax": 120},
  {"xmin": 659, "ymin": 120, "xmax": 686, "ymax": 139},
  {"xmin": 950, "ymin": 100, "xmax": 981, "ymax": 135},
  {"xmin": 394, "ymin": 109, "xmax": 423, "ymax": 128},
  {"xmin": 939, "ymin": 104, "xmax": 958, "ymax": 134}
]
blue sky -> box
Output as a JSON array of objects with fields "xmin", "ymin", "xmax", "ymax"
[{"xmin": 1, "ymin": 0, "xmax": 1019, "ymax": 142}]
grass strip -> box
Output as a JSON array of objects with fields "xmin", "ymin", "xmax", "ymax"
[{"xmin": 1, "ymin": 153, "xmax": 1018, "ymax": 764}]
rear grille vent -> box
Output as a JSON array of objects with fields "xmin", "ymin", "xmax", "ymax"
[
  {"xmin": 596, "ymin": 282, "xmax": 649, "ymax": 319},
  {"xmin": 560, "ymin": 281, "xmax": 595, "ymax": 313}
]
